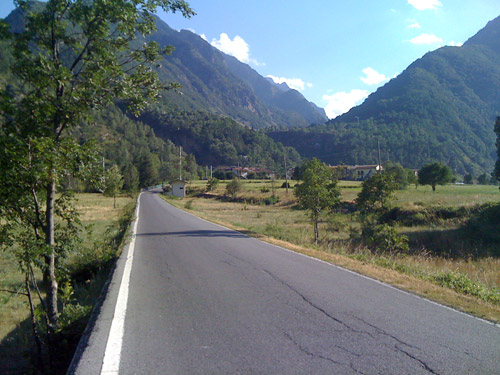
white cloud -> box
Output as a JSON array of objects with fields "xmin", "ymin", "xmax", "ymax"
[
  {"xmin": 408, "ymin": 21, "xmax": 421, "ymax": 29},
  {"xmin": 409, "ymin": 33, "xmax": 443, "ymax": 45},
  {"xmin": 361, "ymin": 67, "xmax": 388, "ymax": 86},
  {"xmin": 447, "ymin": 40, "xmax": 463, "ymax": 47},
  {"xmin": 322, "ymin": 89, "xmax": 369, "ymax": 119},
  {"xmin": 267, "ymin": 75, "xmax": 312, "ymax": 92},
  {"xmin": 200, "ymin": 34, "xmax": 208, "ymax": 41},
  {"xmin": 408, "ymin": 0, "xmax": 442, "ymax": 10},
  {"xmin": 210, "ymin": 33, "xmax": 263, "ymax": 66}
]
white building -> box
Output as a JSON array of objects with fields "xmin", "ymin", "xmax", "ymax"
[{"xmin": 169, "ymin": 179, "xmax": 186, "ymax": 198}]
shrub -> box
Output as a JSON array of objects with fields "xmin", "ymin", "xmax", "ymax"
[
  {"xmin": 225, "ymin": 178, "xmax": 243, "ymax": 199},
  {"xmin": 356, "ymin": 172, "xmax": 397, "ymax": 214},
  {"xmin": 206, "ymin": 178, "xmax": 219, "ymax": 192},
  {"xmin": 362, "ymin": 224, "xmax": 409, "ymax": 254},
  {"xmin": 264, "ymin": 196, "xmax": 279, "ymax": 205},
  {"xmin": 184, "ymin": 200, "xmax": 194, "ymax": 210}
]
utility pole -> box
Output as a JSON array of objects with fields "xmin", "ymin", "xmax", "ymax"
[
  {"xmin": 377, "ymin": 139, "xmax": 382, "ymax": 173},
  {"xmin": 210, "ymin": 165, "xmax": 213, "ymax": 179},
  {"xmin": 284, "ymin": 154, "xmax": 288, "ymax": 194},
  {"xmin": 179, "ymin": 146, "xmax": 183, "ymax": 180}
]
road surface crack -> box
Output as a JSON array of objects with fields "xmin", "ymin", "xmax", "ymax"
[
  {"xmin": 283, "ymin": 332, "xmax": 345, "ymax": 366},
  {"xmin": 262, "ymin": 269, "xmax": 365, "ymax": 334},
  {"xmin": 396, "ymin": 345, "xmax": 441, "ymax": 375},
  {"xmin": 352, "ymin": 316, "xmax": 421, "ymax": 351}
]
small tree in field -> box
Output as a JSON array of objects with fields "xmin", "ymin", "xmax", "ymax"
[
  {"xmin": 418, "ymin": 162, "xmax": 454, "ymax": 191},
  {"xmin": 295, "ymin": 158, "xmax": 340, "ymax": 244},
  {"xmin": 356, "ymin": 172, "xmax": 397, "ymax": 215},
  {"xmin": 103, "ymin": 165, "xmax": 124, "ymax": 208}
]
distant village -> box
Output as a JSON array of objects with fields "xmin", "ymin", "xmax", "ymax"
[{"xmin": 212, "ymin": 164, "xmax": 386, "ymax": 181}]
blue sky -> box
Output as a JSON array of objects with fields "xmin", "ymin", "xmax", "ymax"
[{"xmin": 2, "ymin": 0, "xmax": 499, "ymax": 118}]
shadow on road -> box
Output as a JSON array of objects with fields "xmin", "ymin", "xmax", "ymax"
[{"xmin": 137, "ymin": 229, "xmax": 254, "ymax": 239}]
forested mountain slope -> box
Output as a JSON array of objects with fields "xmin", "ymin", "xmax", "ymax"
[
  {"xmin": 2, "ymin": 4, "xmax": 301, "ymax": 184},
  {"xmin": 136, "ymin": 109, "xmax": 301, "ymax": 171},
  {"xmin": 269, "ymin": 16, "xmax": 500, "ymax": 175},
  {"xmin": 147, "ymin": 17, "xmax": 327, "ymax": 129}
]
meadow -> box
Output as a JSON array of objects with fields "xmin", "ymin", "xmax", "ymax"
[
  {"xmin": 0, "ymin": 194, "xmax": 135, "ymax": 374},
  {"xmin": 164, "ymin": 179, "xmax": 500, "ymax": 322}
]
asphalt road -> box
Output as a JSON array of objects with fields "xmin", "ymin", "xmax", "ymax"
[{"xmin": 72, "ymin": 192, "xmax": 500, "ymax": 375}]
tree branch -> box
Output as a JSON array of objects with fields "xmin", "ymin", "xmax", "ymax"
[{"xmin": 0, "ymin": 288, "xmax": 29, "ymax": 297}]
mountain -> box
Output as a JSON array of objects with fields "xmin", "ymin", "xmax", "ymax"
[
  {"xmin": 221, "ymin": 53, "xmax": 327, "ymax": 125},
  {"xmin": 148, "ymin": 18, "xmax": 327, "ymax": 129},
  {"xmin": 136, "ymin": 109, "xmax": 301, "ymax": 171},
  {"xmin": 269, "ymin": 16, "xmax": 500, "ymax": 176},
  {"xmin": 1, "ymin": 4, "xmax": 302, "ymax": 185}
]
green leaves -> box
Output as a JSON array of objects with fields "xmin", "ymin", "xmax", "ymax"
[
  {"xmin": 295, "ymin": 159, "xmax": 340, "ymax": 242},
  {"xmin": 1, "ymin": 0, "xmax": 194, "ymax": 336},
  {"xmin": 356, "ymin": 172, "xmax": 397, "ymax": 214},
  {"xmin": 418, "ymin": 162, "xmax": 454, "ymax": 191}
]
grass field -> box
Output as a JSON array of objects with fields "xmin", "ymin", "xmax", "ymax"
[
  {"xmin": 0, "ymin": 193, "xmax": 134, "ymax": 374},
  {"xmin": 166, "ymin": 179, "xmax": 500, "ymax": 322}
]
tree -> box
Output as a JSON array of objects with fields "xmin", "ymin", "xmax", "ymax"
[
  {"xmin": 495, "ymin": 117, "xmax": 500, "ymax": 186},
  {"xmin": 0, "ymin": 0, "xmax": 193, "ymax": 350},
  {"xmin": 418, "ymin": 162, "xmax": 453, "ymax": 191},
  {"xmin": 406, "ymin": 168, "xmax": 418, "ymax": 188},
  {"xmin": 139, "ymin": 152, "xmax": 160, "ymax": 187},
  {"xmin": 355, "ymin": 172, "xmax": 397, "ymax": 214},
  {"xmin": 384, "ymin": 161, "xmax": 408, "ymax": 189},
  {"xmin": 477, "ymin": 173, "xmax": 489, "ymax": 185},
  {"xmin": 463, "ymin": 173, "xmax": 474, "ymax": 185},
  {"xmin": 123, "ymin": 163, "xmax": 140, "ymax": 193},
  {"xmin": 103, "ymin": 165, "xmax": 124, "ymax": 208},
  {"xmin": 294, "ymin": 158, "xmax": 340, "ymax": 244}
]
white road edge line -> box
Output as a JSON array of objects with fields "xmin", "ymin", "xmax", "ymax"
[
  {"xmin": 100, "ymin": 193, "xmax": 141, "ymax": 375},
  {"xmin": 160, "ymin": 196, "xmax": 500, "ymax": 329}
]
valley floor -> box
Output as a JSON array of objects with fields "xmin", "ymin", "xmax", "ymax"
[{"xmin": 163, "ymin": 180, "xmax": 500, "ymax": 323}]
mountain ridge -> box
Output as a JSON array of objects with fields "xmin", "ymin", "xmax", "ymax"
[
  {"xmin": 149, "ymin": 18, "xmax": 327, "ymax": 128},
  {"xmin": 269, "ymin": 15, "xmax": 500, "ymax": 175}
]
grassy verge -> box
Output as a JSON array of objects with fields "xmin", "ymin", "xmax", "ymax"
[
  {"xmin": 166, "ymin": 179, "xmax": 500, "ymax": 323},
  {"xmin": 0, "ymin": 193, "xmax": 135, "ymax": 375}
]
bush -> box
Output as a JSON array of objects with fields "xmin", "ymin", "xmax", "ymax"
[
  {"xmin": 225, "ymin": 178, "xmax": 243, "ymax": 199},
  {"xmin": 264, "ymin": 196, "xmax": 279, "ymax": 205},
  {"xmin": 356, "ymin": 172, "xmax": 397, "ymax": 214},
  {"xmin": 362, "ymin": 223, "xmax": 409, "ymax": 254},
  {"xmin": 260, "ymin": 185, "xmax": 270, "ymax": 193},
  {"xmin": 206, "ymin": 178, "xmax": 219, "ymax": 192}
]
